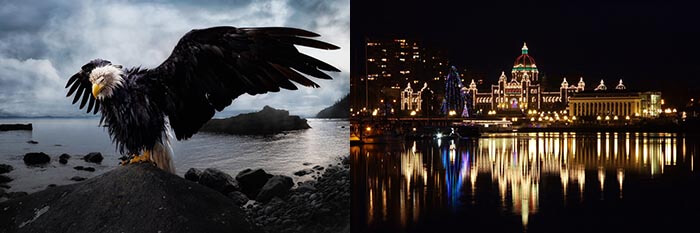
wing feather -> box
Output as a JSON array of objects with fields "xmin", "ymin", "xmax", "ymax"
[
  {"xmin": 79, "ymin": 88, "xmax": 91, "ymax": 108},
  {"xmin": 72, "ymin": 87, "xmax": 84, "ymax": 104},
  {"xmin": 146, "ymin": 26, "xmax": 339, "ymax": 140},
  {"xmin": 86, "ymin": 96, "xmax": 96, "ymax": 113},
  {"xmin": 64, "ymin": 71, "xmax": 101, "ymax": 114}
]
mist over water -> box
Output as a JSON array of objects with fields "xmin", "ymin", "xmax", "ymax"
[
  {"xmin": 352, "ymin": 132, "xmax": 700, "ymax": 233},
  {"xmin": 0, "ymin": 118, "xmax": 348, "ymax": 193}
]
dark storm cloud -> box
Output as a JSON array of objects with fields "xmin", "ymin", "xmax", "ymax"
[{"xmin": 0, "ymin": 0, "xmax": 348, "ymax": 117}]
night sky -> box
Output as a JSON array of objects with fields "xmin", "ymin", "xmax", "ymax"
[{"xmin": 351, "ymin": 0, "xmax": 700, "ymax": 106}]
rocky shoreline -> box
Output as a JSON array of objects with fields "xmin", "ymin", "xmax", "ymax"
[
  {"xmin": 1, "ymin": 154, "xmax": 350, "ymax": 233},
  {"xmin": 185, "ymin": 156, "xmax": 350, "ymax": 233},
  {"xmin": 0, "ymin": 164, "xmax": 257, "ymax": 233},
  {"xmin": 246, "ymin": 156, "xmax": 350, "ymax": 233}
]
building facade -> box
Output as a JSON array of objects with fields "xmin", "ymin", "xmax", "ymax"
[
  {"xmin": 568, "ymin": 89, "xmax": 662, "ymax": 119},
  {"xmin": 365, "ymin": 38, "xmax": 449, "ymax": 91},
  {"xmin": 466, "ymin": 43, "xmax": 583, "ymax": 115},
  {"xmin": 400, "ymin": 82, "xmax": 429, "ymax": 112},
  {"xmin": 354, "ymin": 38, "xmax": 450, "ymax": 112}
]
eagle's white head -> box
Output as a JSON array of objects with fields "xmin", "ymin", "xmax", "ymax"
[{"xmin": 87, "ymin": 60, "xmax": 124, "ymax": 100}]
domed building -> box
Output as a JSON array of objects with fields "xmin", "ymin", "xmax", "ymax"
[
  {"xmin": 455, "ymin": 42, "xmax": 663, "ymax": 119},
  {"xmin": 466, "ymin": 42, "xmax": 583, "ymax": 115}
]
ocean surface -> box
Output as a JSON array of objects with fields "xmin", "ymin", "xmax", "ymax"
[
  {"xmin": 352, "ymin": 132, "xmax": 700, "ymax": 233},
  {"xmin": 0, "ymin": 118, "xmax": 348, "ymax": 193}
]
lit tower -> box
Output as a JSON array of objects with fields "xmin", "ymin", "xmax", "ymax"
[
  {"xmin": 512, "ymin": 42, "xmax": 539, "ymax": 83},
  {"xmin": 441, "ymin": 66, "xmax": 471, "ymax": 117}
]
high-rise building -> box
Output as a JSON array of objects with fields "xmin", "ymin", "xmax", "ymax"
[{"xmin": 360, "ymin": 38, "xmax": 449, "ymax": 110}]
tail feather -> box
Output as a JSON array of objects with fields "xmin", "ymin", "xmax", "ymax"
[
  {"xmin": 150, "ymin": 122, "xmax": 175, "ymax": 173},
  {"xmin": 151, "ymin": 141, "xmax": 175, "ymax": 173}
]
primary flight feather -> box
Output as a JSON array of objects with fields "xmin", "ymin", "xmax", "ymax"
[{"xmin": 65, "ymin": 26, "xmax": 340, "ymax": 173}]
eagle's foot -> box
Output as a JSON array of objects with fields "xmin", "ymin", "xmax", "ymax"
[{"xmin": 120, "ymin": 151, "xmax": 152, "ymax": 166}]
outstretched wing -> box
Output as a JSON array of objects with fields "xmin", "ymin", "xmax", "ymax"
[
  {"xmin": 146, "ymin": 26, "xmax": 340, "ymax": 140},
  {"xmin": 65, "ymin": 65, "xmax": 101, "ymax": 114}
]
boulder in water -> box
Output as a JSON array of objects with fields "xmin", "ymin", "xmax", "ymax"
[
  {"xmin": 23, "ymin": 152, "xmax": 50, "ymax": 165},
  {"xmin": 200, "ymin": 106, "xmax": 310, "ymax": 135},
  {"xmin": 83, "ymin": 152, "xmax": 103, "ymax": 163}
]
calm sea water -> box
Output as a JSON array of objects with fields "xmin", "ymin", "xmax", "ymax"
[
  {"xmin": 0, "ymin": 118, "xmax": 348, "ymax": 193},
  {"xmin": 352, "ymin": 132, "xmax": 700, "ymax": 233}
]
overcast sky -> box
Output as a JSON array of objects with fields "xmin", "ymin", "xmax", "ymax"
[{"xmin": 0, "ymin": 0, "xmax": 349, "ymax": 117}]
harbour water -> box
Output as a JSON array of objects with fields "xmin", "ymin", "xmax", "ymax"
[
  {"xmin": 0, "ymin": 118, "xmax": 348, "ymax": 193},
  {"xmin": 352, "ymin": 132, "xmax": 700, "ymax": 232}
]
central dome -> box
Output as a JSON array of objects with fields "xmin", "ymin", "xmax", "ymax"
[{"xmin": 511, "ymin": 42, "xmax": 539, "ymax": 82}]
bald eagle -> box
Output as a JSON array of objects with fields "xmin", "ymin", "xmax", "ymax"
[{"xmin": 65, "ymin": 27, "xmax": 339, "ymax": 173}]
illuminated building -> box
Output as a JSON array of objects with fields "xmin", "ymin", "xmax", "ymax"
[
  {"xmin": 355, "ymin": 38, "xmax": 452, "ymax": 112},
  {"xmin": 365, "ymin": 38, "xmax": 448, "ymax": 92},
  {"xmin": 400, "ymin": 82, "xmax": 430, "ymax": 112},
  {"xmin": 466, "ymin": 43, "xmax": 582, "ymax": 115},
  {"xmin": 568, "ymin": 90, "xmax": 662, "ymax": 119},
  {"xmin": 464, "ymin": 43, "xmax": 662, "ymax": 118}
]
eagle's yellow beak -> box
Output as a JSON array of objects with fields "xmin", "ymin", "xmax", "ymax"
[{"xmin": 92, "ymin": 83, "xmax": 103, "ymax": 98}]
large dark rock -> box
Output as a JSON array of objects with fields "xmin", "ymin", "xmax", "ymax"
[
  {"xmin": 200, "ymin": 106, "xmax": 311, "ymax": 135},
  {"xmin": 59, "ymin": 154, "xmax": 71, "ymax": 164},
  {"xmin": 256, "ymin": 175, "xmax": 293, "ymax": 203},
  {"xmin": 235, "ymin": 168, "xmax": 273, "ymax": 199},
  {"xmin": 0, "ymin": 164, "xmax": 13, "ymax": 174},
  {"xmin": 23, "ymin": 152, "xmax": 50, "ymax": 165},
  {"xmin": 0, "ymin": 124, "xmax": 32, "ymax": 131},
  {"xmin": 227, "ymin": 191, "xmax": 249, "ymax": 206},
  {"xmin": 59, "ymin": 154, "xmax": 71, "ymax": 160},
  {"xmin": 83, "ymin": 152, "xmax": 103, "ymax": 163},
  {"xmin": 184, "ymin": 168, "xmax": 203, "ymax": 182},
  {"xmin": 198, "ymin": 168, "xmax": 239, "ymax": 194},
  {"xmin": 0, "ymin": 163, "xmax": 259, "ymax": 233},
  {"xmin": 315, "ymin": 93, "xmax": 349, "ymax": 118}
]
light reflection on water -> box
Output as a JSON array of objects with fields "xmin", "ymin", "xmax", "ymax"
[{"xmin": 352, "ymin": 132, "xmax": 698, "ymax": 233}]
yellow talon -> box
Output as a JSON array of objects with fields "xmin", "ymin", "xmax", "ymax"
[{"xmin": 125, "ymin": 150, "xmax": 152, "ymax": 164}]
